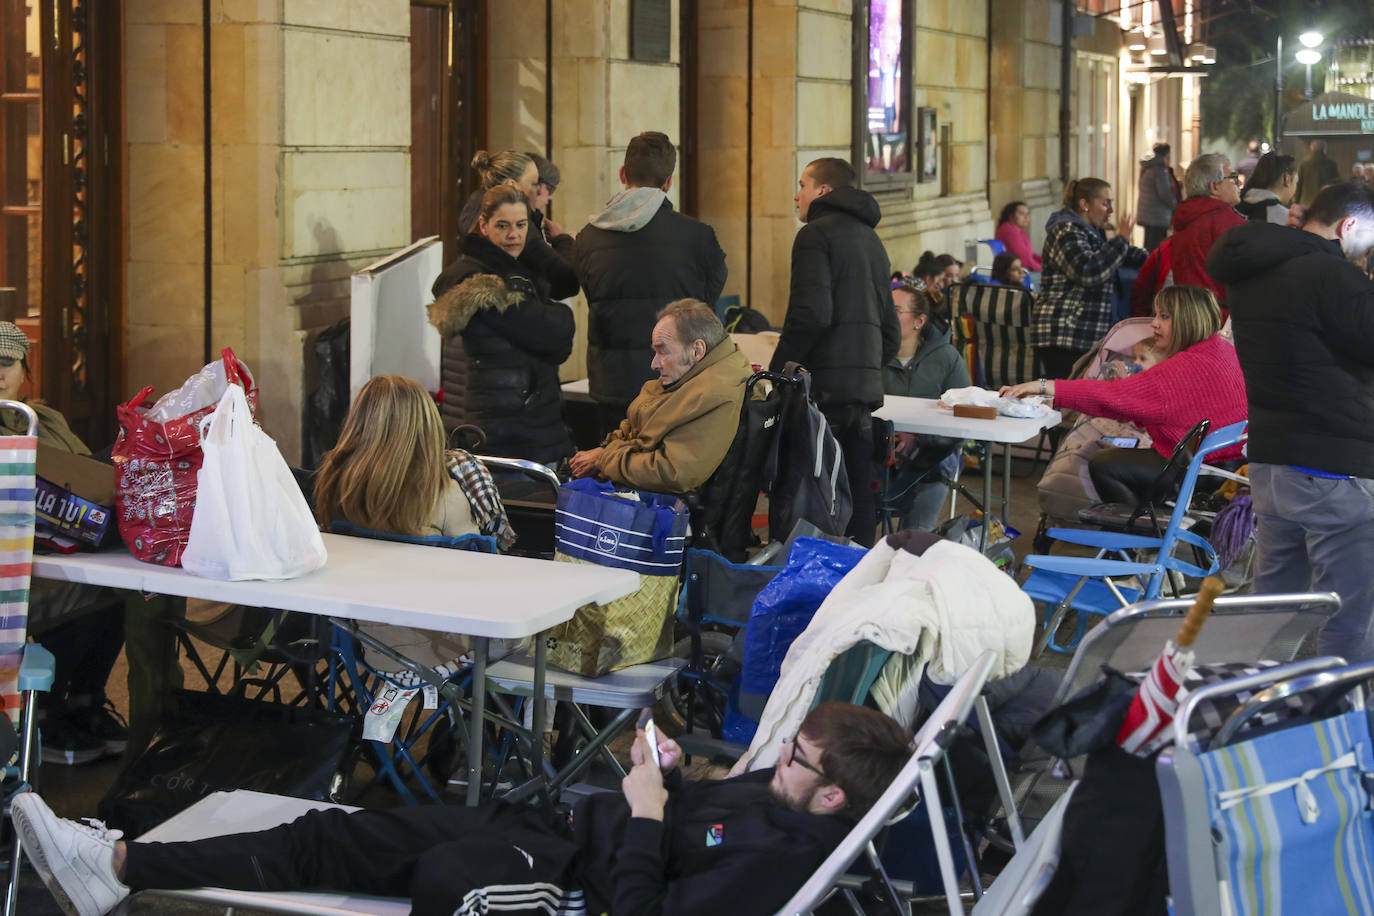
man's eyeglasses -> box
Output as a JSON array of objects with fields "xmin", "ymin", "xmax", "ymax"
[
  {"xmin": 1224, "ymin": 173, "xmax": 1241, "ymax": 185},
  {"xmin": 784, "ymin": 735, "xmax": 827, "ymax": 780}
]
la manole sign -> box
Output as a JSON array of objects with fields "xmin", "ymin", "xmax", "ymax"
[{"xmin": 1312, "ymin": 99, "xmax": 1374, "ymax": 133}]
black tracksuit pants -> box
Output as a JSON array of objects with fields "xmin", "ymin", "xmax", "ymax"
[{"xmin": 124, "ymin": 803, "xmax": 582, "ymax": 916}]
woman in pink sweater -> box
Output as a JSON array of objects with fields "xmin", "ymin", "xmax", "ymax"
[
  {"xmin": 994, "ymin": 201, "xmax": 1042, "ymax": 271},
  {"xmin": 1002, "ymin": 285, "xmax": 1246, "ymax": 506}
]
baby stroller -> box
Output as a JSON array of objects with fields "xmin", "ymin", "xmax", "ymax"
[{"xmin": 1034, "ymin": 317, "xmax": 1156, "ymax": 536}]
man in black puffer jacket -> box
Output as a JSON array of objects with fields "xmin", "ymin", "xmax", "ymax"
[
  {"xmin": 771, "ymin": 157, "xmax": 900, "ymax": 546},
  {"xmin": 1207, "ymin": 179, "xmax": 1374, "ymax": 661},
  {"xmin": 575, "ymin": 132, "xmax": 728, "ymax": 435}
]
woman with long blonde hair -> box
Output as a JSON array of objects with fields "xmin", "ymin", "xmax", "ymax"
[
  {"xmin": 313, "ymin": 374, "xmax": 482, "ymax": 670},
  {"xmin": 313, "ymin": 375, "xmax": 475, "ymax": 539},
  {"xmin": 1004, "ymin": 285, "xmax": 1247, "ymax": 506}
]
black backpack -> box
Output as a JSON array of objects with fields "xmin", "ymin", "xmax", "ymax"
[
  {"xmin": 693, "ymin": 367, "xmax": 852, "ymax": 559},
  {"xmin": 765, "ymin": 365, "xmax": 852, "ymax": 543}
]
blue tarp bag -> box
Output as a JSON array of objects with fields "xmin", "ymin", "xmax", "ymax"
[
  {"xmin": 554, "ymin": 478, "xmax": 688, "ymax": 575},
  {"xmin": 721, "ymin": 537, "xmax": 865, "ymax": 744}
]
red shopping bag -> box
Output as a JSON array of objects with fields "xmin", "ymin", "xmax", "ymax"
[{"xmin": 113, "ymin": 348, "xmax": 257, "ymax": 566}]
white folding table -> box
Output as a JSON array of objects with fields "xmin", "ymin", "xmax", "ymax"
[
  {"xmin": 32, "ymin": 533, "xmax": 638, "ymax": 805},
  {"xmin": 873, "ymin": 396, "xmax": 1059, "ymax": 550}
]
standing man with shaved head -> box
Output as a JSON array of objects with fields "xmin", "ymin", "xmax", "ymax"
[{"xmin": 770, "ymin": 157, "xmax": 900, "ymax": 546}]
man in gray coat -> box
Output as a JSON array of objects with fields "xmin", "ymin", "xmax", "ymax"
[{"xmin": 1137, "ymin": 143, "xmax": 1177, "ymax": 251}]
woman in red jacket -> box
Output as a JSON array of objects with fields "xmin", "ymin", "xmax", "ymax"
[{"xmin": 1002, "ymin": 285, "xmax": 1246, "ymax": 506}]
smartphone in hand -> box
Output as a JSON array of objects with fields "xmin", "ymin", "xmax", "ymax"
[{"xmin": 637, "ymin": 708, "xmax": 662, "ymax": 768}]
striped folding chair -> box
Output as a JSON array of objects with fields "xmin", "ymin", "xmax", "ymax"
[
  {"xmin": 0, "ymin": 401, "xmax": 56, "ymax": 916},
  {"xmin": 950, "ymin": 283, "xmax": 1052, "ymax": 470},
  {"xmin": 949, "ymin": 282, "xmax": 1036, "ymax": 392}
]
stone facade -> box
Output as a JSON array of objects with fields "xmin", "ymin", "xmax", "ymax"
[
  {"xmin": 486, "ymin": 0, "xmax": 682, "ymax": 381},
  {"xmin": 117, "ymin": 0, "xmax": 1201, "ymax": 462},
  {"xmin": 125, "ymin": 0, "xmax": 410, "ymax": 462}
]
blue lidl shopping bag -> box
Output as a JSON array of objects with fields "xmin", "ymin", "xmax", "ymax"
[
  {"xmin": 554, "ymin": 479, "xmax": 688, "ymax": 575},
  {"xmin": 1199, "ymin": 708, "xmax": 1374, "ymax": 915},
  {"xmin": 721, "ymin": 537, "xmax": 865, "ymax": 744},
  {"xmin": 544, "ymin": 480, "xmax": 688, "ymax": 676}
]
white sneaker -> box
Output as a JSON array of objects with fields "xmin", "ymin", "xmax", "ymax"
[{"xmin": 10, "ymin": 792, "xmax": 130, "ymax": 916}]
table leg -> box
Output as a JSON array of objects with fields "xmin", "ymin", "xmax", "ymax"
[
  {"xmin": 466, "ymin": 636, "xmax": 488, "ymax": 806},
  {"xmin": 1002, "ymin": 443, "xmax": 1012, "ymax": 530},
  {"xmin": 981, "ymin": 441, "xmax": 993, "ymax": 554},
  {"xmin": 532, "ymin": 631, "xmax": 547, "ymax": 765}
]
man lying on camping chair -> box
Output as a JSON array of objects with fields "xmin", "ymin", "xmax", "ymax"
[{"xmin": 14, "ymin": 703, "xmax": 909, "ymax": 916}]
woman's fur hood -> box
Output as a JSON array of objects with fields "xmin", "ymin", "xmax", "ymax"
[{"xmin": 428, "ymin": 273, "xmax": 525, "ymax": 337}]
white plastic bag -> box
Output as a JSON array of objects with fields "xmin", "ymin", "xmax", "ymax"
[{"xmin": 182, "ymin": 384, "xmax": 328, "ymax": 580}]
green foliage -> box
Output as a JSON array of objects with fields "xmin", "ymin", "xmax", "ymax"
[{"xmin": 1198, "ymin": 1, "xmax": 1374, "ymax": 144}]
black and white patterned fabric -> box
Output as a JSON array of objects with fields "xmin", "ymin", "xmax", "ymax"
[
  {"xmin": 950, "ymin": 283, "xmax": 1036, "ymax": 390},
  {"xmin": 1127, "ymin": 659, "xmax": 1318, "ymax": 751}
]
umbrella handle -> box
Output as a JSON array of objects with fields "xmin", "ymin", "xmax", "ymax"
[{"xmin": 1175, "ymin": 576, "xmax": 1225, "ymax": 649}]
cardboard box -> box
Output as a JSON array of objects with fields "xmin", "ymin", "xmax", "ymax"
[
  {"xmin": 34, "ymin": 444, "xmax": 116, "ymax": 547},
  {"xmin": 952, "ymin": 404, "xmax": 998, "ymax": 420}
]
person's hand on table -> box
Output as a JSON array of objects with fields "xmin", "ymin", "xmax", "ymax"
[
  {"xmin": 569, "ymin": 447, "xmax": 604, "ymax": 478},
  {"xmin": 622, "ymin": 729, "xmax": 670, "ymax": 820},
  {"xmin": 1000, "ymin": 380, "xmax": 1055, "ymax": 400}
]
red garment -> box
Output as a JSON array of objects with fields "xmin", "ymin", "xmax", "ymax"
[
  {"xmin": 1053, "ymin": 334, "xmax": 1247, "ymax": 461},
  {"xmin": 1129, "ymin": 239, "xmax": 1172, "ymax": 318},
  {"xmin": 994, "ymin": 222, "xmax": 1042, "ymax": 271},
  {"xmin": 1167, "ymin": 197, "xmax": 1245, "ymax": 303}
]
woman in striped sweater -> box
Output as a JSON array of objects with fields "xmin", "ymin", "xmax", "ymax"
[{"xmin": 1002, "ymin": 285, "xmax": 1247, "ymax": 506}]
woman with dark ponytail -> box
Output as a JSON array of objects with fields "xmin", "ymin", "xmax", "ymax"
[
  {"xmin": 912, "ymin": 251, "xmax": 961, "ymax": 294},
  {"xmin": 1031, "ymin": 177, "xmax": 1147, "ymax": 378},
  {"xmin": 440, "ymin": 149, "xmax": 579, "ymax": 300}
]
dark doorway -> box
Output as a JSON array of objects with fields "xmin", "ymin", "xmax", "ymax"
[
  {"xmin": 410, "ymin": 0, "xmax": 486, "ymax": 260},
  {"xmin": 0, "ymin": 0, "xmax": 123, "ymax": 447}
]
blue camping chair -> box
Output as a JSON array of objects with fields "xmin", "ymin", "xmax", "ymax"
[
  {"xmin": 1020, "ymin": 420, "xmax": 1247, "ymax": 654},
  {"xmin": 673, "ymin": 548, "xmax": 783, "ymax": 739},
  {"xmin": 325, "ymin": 520, "xmax": 515, "ymax": 804}
]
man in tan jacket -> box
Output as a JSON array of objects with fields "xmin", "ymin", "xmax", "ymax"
[{"xmin": 569, "ymin": 299, "xmax": 751, "ymax": 493}]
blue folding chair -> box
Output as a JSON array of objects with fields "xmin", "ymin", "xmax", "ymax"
[
  {"xmin": 1021, "ymin": 420, "xmax": 1247, "ymax": 653},
  {"xmin": 672, "ymin": 548, "xmax": 783, "ymax": 738},
  {"xmin": 325, "ymin": 520, "xmax": 516, "ymax": 804},
  {"xmin": 1158, "ymin": 658, "xmax": 1374, "ymax": 916}
]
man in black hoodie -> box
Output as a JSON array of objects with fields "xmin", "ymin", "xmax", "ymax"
[
  {"xmin": 13, "ymin": 703, "xmax": 910, "ymax": 916},
  {"xmin": 1207, "ymin": 180, "xmax": 1374, "ymax": 660},
  {"xmin": 575, "ymin": 132, "xmax": 728, "ymax": 435},
  {"xmin": 771, "ymin": 157, "xmax": 901, "ymax": 546}
]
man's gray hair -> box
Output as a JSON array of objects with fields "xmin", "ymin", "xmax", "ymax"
[
  {"xmin": 657, "ymin": 299, "xmax": 727, "ymax": 350},
  {"xmin": 1184, "ymin": 153, "xmax": 1228, "ymax": 198}
]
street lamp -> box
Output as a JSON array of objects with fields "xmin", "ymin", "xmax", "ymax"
[
  {"xmin": 1276, "ymin": 30, "xmax": 1325, "ymax": 147},
  {"xmin": 1296, "ymin": 31, "xmax": 1324, "ymax": 100}
]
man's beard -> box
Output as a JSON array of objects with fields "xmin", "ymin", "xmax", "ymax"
[{"xmin": 769, "ymin": 780, "xmax": 821, "ymax": 814}]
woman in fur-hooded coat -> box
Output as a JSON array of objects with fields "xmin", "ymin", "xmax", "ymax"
[{"xmin": 430, "ymin": 225, "xmax": 576, "ymax": 465}]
